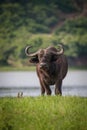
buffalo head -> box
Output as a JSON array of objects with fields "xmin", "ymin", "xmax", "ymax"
[
  {"xmin": 25, "ymin": 45, "xmax": 64, "ymax": 70},
  {"xmin": 25, "ymin": 45, "xmax": 68, "ymax": 95}
]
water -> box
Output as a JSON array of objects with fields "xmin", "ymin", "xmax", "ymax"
[{"xmin": 0, "ymin": 71, "xmax": 87, "ymax": 97}]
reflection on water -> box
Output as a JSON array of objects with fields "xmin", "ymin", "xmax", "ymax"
[
  {"xmin": 62, "ymin": 86, "xmax": 87, "ymax": 97},
  {"xmin": 0, "ymin": 87, "xmax": 41, "ymax": 97},
  {"xmin": 0, "ymin": 71, "xmax": 87, "ymax": 97},
  {"xmin": 0, "ymin": 86, "xmax": 87, "ymax": 97}
]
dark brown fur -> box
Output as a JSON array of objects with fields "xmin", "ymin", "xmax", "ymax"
[{"xmin": 27, "ymin": 46, "xmax": 68, "ymax": 95}]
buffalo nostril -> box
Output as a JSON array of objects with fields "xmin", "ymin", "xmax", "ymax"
[{"xmin": 40, "ymin": 63, "xmax": 47, "ymax": 68}]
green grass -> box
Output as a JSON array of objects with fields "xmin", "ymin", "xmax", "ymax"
[
  {"xmin": 0, "ymin": 66, "xmax": 36, "ymax": 71},
  {"xmin": 69, "ymin": 66, "xmax": 87, "ymax": 70},
  {"xmin": 0, "ymin": 96, "xmax": 87, "ymax": 130},
  {"xmin": 0, "ymin": 65, "xmax": 87, "ymax": 71}
]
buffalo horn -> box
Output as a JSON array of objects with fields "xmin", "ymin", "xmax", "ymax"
[
  {"xmin": 57, "ymin": 44, "xmax": 64, "ymax": 55},
  {"xmin": 25, "ymin": 46, "xmax": 38, "ymax": 57}
]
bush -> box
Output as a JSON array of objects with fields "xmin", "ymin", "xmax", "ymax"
[{"xmin": 55, "ymin": 17, "xmax": 87, "ymax": 35}]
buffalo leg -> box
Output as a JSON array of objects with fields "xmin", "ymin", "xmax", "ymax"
[
  {"xmin": 44, "ymin": 84, "xmax": 52, "ymax": 95},
  {"xmin": 41, "ymin": 86, "xmax": 45, "ymax": 95},
  {"xmin": 40, "ymin": 81, "xmax": 51, "ymax": 95},
  {"xmin": 55, "ymin": 80, "xmax": 62, "ymax": 95},
  {"xmin": 39, "ymin": 79, "xmax": 45, "ymax": 95},
  {"xmin": 38, "ymin": 77, "xmax": 51, "ymax": 95},
  {"xmin": 46, "ymin": 87, "xmax": 51, "ymax": 95},
  {"xmin": 40, "ymin": 78, "xmax": 51, "ymax": 95}
]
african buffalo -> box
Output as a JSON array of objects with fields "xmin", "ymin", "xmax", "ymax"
[{"xmin": 25, "ymin": 45, "xmax": 68, "ymax": 95}]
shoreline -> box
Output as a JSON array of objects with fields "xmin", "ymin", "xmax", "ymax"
[{"xmin": 0, "ymin": 66, "xmax": 87, "ymax": 71}]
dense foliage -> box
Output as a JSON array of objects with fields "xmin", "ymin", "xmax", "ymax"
[
  {"xmin": 0, "ymin": 0, "xmax": 87, "ymax": 67},
  {"xmin": 55, "ymin": 17, "xmax": 87, "ymax": 57}
]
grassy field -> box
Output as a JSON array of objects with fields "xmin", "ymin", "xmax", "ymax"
[
  {"xmin": 0, "ymin": 65, "xmax": 87, "ymax": 71},
  {"xmin": 0, "ymin": 66, "xmax": 36, "ymax": 71},
  {"xmin": 0, "ymin": 96, "xmax": 87, "ymax": 130}
]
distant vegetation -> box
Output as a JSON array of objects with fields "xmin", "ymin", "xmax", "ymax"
[
  {"xmin": 55, "ymin": 17, "xmax": 87, "ymax": 57},
  {"xmin": 0, "ymin": 0, "xmax": 87, "ymax": 69}
]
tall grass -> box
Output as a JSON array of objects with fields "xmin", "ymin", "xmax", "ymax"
[{"xmin": 0, "ymin": 96, "xmax": 87, "ymax": 130}]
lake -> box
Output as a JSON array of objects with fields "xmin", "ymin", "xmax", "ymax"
[{"xmin": 0, "ymin": 70, "xmax": 87, "ymax": 97}]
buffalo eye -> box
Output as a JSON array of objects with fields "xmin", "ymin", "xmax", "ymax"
[
  {"xmin": 51, "ymin": 55, "xmax": 57, "ymax": 62},
  {"xmin": 29, "ymin": 56, "xmax": 39, "ymax": 63}
]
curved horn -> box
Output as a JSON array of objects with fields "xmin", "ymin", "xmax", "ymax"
[
  {"xmin": 25, "ymin": 46, "xmax": 38, "ymax": 57},
  {"xmin": 57, "ymin": 44, "xmax": 64, "ymax": 55}
]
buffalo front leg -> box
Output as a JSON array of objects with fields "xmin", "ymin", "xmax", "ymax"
[
  {"xmin": 41, "ymin": 84, "xmax": 51, "ymax": 95},
  {"xmin": 45, "ymin": 86, "xmax": 52, "ymax": 95},
  {"xmin": 55, "ymin": 80, "xmax": 62, "ymax": 95},
  {"xmin": 44, "ymin": 83, "xmax": 52, "ymax": 95},
  {"xmin": 40, "ymin": 82, "xmax": 51, "ymax": 95},
  {"xmin": 39, "ymin": 77, "xmax": 51, "ymax": 95},
  {"xmin": 41, "ymin": 85, "xmax": 45, "ymax": 96},
  {"xmin": 39, "ymin": 79, "xmax": 45, "ymax": 95}
]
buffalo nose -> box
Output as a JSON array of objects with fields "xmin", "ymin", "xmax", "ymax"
[{"xmin": 40, "ymin": 63, "xmax": 47, "ymax": 68}]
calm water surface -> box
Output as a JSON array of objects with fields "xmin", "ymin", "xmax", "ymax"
[{"xmin": 0, "ymin": 71, "xmax": 87, "ymax": 97}]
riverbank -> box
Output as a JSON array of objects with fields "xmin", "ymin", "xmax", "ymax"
[
  {"xmin": 0, "ymin": 96, "xmax": 87, "ymax": 130},
  {"xmin": 0, "ymin": 66, "xmax": 36, "ymax": 71},
  {"xmin": 0, "ymin": 65, "xmax": 87, "ymax": 71}
]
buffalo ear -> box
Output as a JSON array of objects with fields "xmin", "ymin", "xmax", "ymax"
[{"xmin": 29, "ymin": 56, "xmax": 39, "ymax": 64}]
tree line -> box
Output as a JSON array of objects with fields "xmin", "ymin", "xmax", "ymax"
[{"xmin": 0, "ymin": 0, "xmax": 87, "ymax": 67}]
